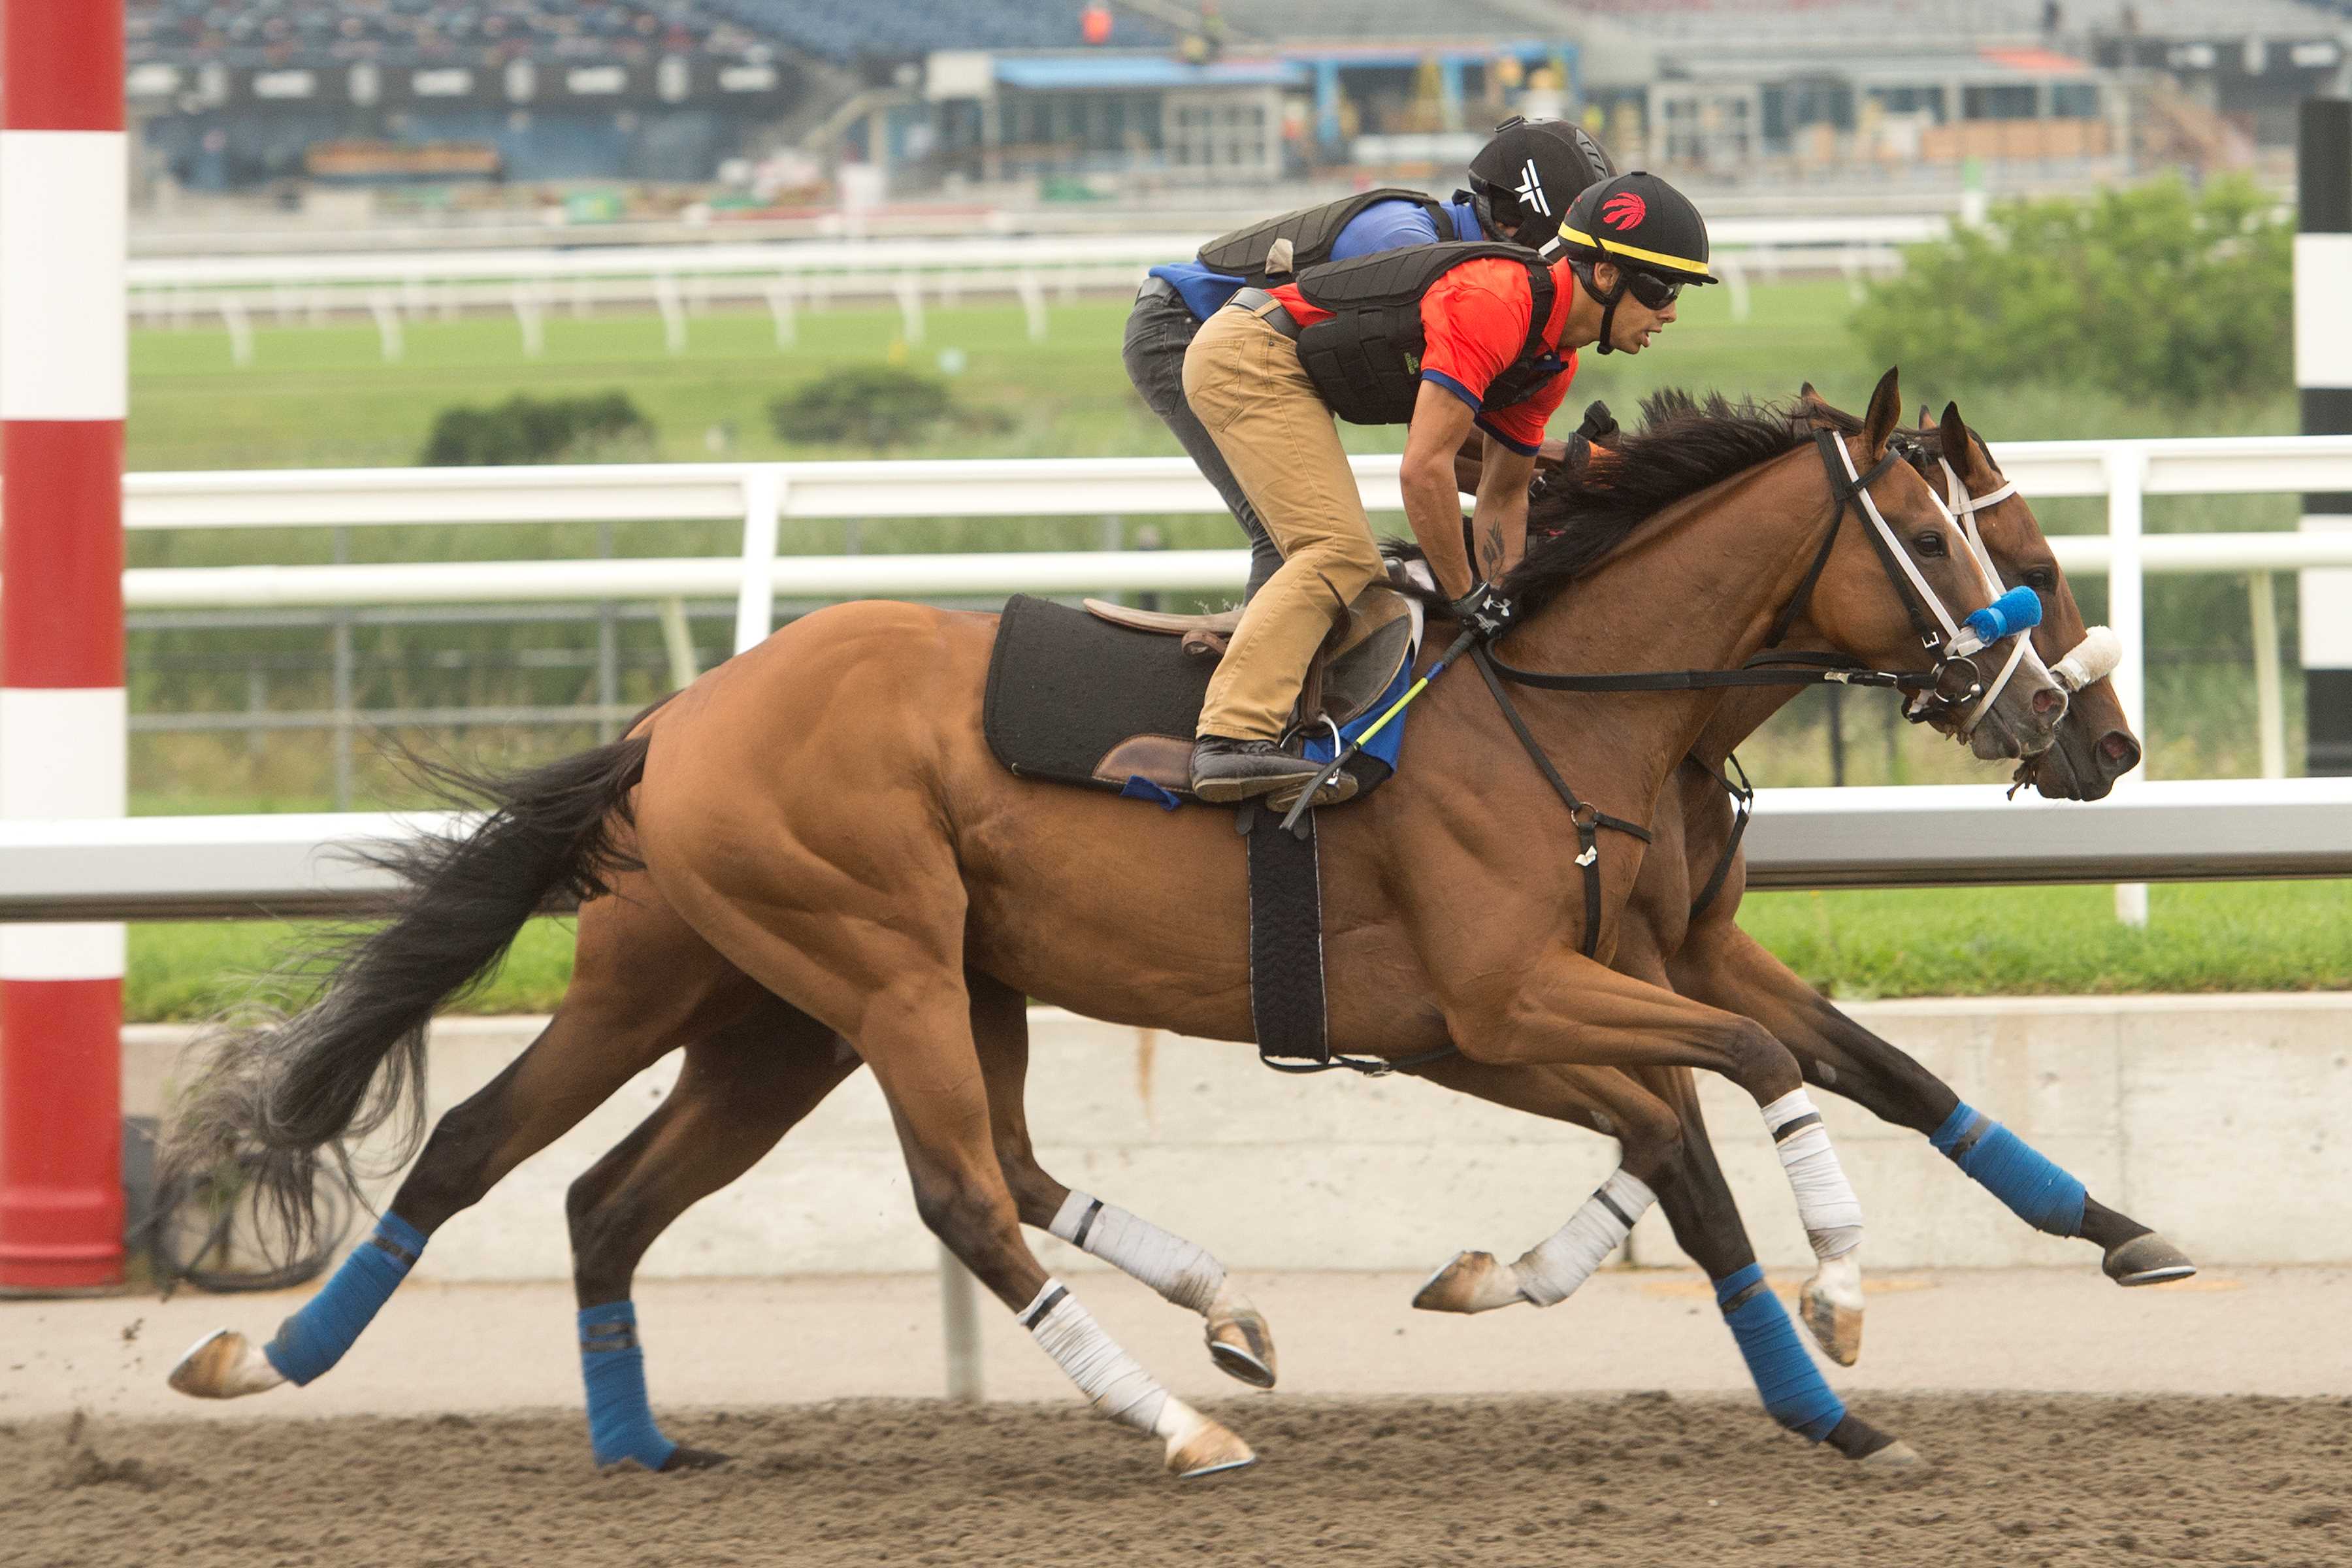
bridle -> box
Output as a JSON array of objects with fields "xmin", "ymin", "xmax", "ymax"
[
  {"xmin": 1443, "ymin": 429, "xmax": 2035, "ymax": 948},
  {"xmin": 1685, "ymin": 429, "xmax": 2109, "ymax": 923},
  {"xmin": 1269, "ymin": 425, "xmax": 2043, "ymax": 1078}
]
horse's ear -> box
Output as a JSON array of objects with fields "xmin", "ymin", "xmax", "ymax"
[
  {"xmin": 1938, "ymin": 400, "xmax": 1974, "ymax": 472},
  {"xmin": 1861, "ymin": 367, "xmax": 1901, "ymax": 455},
  {"xmin": 1798, "ymin": 380, "xmax": 1819, "ymax": 400},
  {"xmin": 1918, "ymin": 402, "xmax": 1931, "ymax": 428}
]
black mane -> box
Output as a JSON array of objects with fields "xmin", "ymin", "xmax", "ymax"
[{"xmin": 1498, "ymin": 389, "xmax": 1811, "ymax": 616}]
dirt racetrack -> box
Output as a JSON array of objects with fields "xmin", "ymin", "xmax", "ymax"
[{"xmin": 10, "ymin": 1392, "xmax": 2349, "ymax": 1568}]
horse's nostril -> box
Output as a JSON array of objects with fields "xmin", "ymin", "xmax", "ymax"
[
  {"xmin": 2032, "ymin": 686, "xmax": 2065, "ymax": 715},
  {"xmin": 2098, "ymin": 730, "xmax": 2142, "ymax": 779}
]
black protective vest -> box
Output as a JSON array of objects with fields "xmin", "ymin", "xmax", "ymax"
[
  {"xmin": 1196, "ymin": 187, "xmax": 1450, "ymax": 285},
  {"xmin": 1290, "ymin": 242, "xmax": 1560, "ymax": 428}
]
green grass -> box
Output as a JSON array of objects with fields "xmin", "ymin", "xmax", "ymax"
[
  {"xmin": 118, "ymin": 283, "xmax": 2338, "ymax": 1006},
  {"xmin": 127, "ymin": 917, "xmax": 580, "ymax": 1023},
  {"xmin": 122, "ymin": 878, "xmax": 2351, "ymax": 1022}
]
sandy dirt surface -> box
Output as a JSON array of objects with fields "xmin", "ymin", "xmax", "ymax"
[
  {"xmin": 10, "ymin": 1392, "xmax": 2352, "ymax": 1568},
  {"xmin": 8, "ymin": 1269, "xmax": 2351, "ymax": 1565}
]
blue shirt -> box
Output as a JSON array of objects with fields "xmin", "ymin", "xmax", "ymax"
[{"xmin": 1147, "ymin": 196, "xmax": 1482, "ymax": 322}]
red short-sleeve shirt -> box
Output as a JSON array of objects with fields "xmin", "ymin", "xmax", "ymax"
[{"xmin": 1271, "ymin": 256, "xmax": 1576, "ymax": 455}]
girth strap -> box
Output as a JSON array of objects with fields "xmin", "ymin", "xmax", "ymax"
[{"xmin": 1241, "ymin": 803, "xmax": 1458, "ymax": 1077}]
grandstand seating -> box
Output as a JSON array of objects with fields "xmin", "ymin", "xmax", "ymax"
[
  {"xmin": 1189, "ymin": 0, "xmax": 1554, "ymax": 42},
  {"xmin": 699, "ymin": 1, "xmax": 1166, "ymax": 63},
  {"xmin": 125, "ymin": 1, "xmax": 768, "ymax": 67},
  {"xmin": 1558, "ymin": 0, "xmax": 2336, "ymax": 41}
]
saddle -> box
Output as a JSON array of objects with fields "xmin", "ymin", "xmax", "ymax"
[
  {"xmin": 1079, "ymin": 578, "xmax": 1420, "ymax": 733},
  {"xmin": 983, "ymin": 568, "xmax": 1429, "ymax": 1076},
  {"xmin": 985, "ymin": 569, "xmax": 1423, "ymax": 806}
]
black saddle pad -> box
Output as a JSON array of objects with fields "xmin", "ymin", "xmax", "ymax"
[{"xmin": 982, "ymin": 595, "xmax": 1391, "ymax": 804}]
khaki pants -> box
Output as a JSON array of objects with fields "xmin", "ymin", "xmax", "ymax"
[{"xmin": 1183, "ymin": 302, "xmax": 1399, "ymax": 743}]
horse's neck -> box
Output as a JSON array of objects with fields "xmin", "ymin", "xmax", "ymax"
[
  {"xmin": 1509, "ymin": 453, "xmax": 1829, "ymax": 804},
  {"xmin": 1692, "ymin": 685, "xmax": 1799, "ymax": 770}
]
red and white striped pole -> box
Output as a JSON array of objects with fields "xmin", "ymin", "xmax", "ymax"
[{"xmin": 0, "ymin": 1, "xmax": 129, "ymax": 1291}]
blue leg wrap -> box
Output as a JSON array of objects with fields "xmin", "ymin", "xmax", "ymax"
[
  {"xmin": 263, "ymin": 1212, "xmax": 427, "ymax": 1386},
  {"xmin": 1931, "ymin": 1102, "xmax": 2087, "ymax": 1237},
  {"xmin": 579, "ymin": 1301, "xmax": 678, "ymax": 1471},
  {"xmin": 1714, "ymin": 1264, "xmax": 1844, "ymax": 1443}
]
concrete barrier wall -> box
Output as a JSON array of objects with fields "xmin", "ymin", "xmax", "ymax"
[{"xmin": 123, "ymin": 994, "xmax": 2352, "ymax": 1282}]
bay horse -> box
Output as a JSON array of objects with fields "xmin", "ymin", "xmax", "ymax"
[{"xmin": 166, "ymin": 370, "xmax": 2066, "ymax": 1478}]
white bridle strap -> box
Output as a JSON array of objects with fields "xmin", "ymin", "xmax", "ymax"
[
  {"xmin": 1935, "ymin": 456, "xmax": 2036, "ymax": 733},
  {"xmin": 1830, "ymin": 436, "xmax": 1963, "ymax": 642}
]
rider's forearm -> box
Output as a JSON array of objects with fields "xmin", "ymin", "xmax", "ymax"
[
  {"xmin": 1472, "ymin": 474, "xmax": 1531, "ymax": 583},
  {"xmin": 1451, "ymin": 431, "xmax": 1486, "ymax": 498},
  {"xmin": 1402, "ymin": 453, "xmax": 1477, "ymax": 598}
]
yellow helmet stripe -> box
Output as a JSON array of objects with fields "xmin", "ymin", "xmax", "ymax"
[{"xmin": 1560, "ymin": 224, "xmax": 1714, "ymax": 280}]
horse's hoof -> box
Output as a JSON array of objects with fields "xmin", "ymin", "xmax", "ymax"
[
  {"xmin": 1412, "ymin": 1250, "xmax": 1524, "ymax": 1315},
  {"xmin": 1859, "ymin": 1439, "xmax": 1923, "ymax": 1470},
  {"xmin": 2104, "ymin": 1232, "xmax": 2197, "ymax": 1287},
  {"xmin": 167, "ymin": 1328, "xmax": 287, "ymax": 1399},
  {"xmin": 1801, "ymin": 1254, "xmax": 1865, "ymax": 1367},
  {"xmin": 659, "ymin": 1445, "xmax": 731, "ymax": 1473},
  {"xmin": 1205, "ymin": 1305, "xmax": 1277, "ymax": 1389},
  {"xmin": 1158, "ymin": 1399, "xmax": 1256, "ymax": 1479}
]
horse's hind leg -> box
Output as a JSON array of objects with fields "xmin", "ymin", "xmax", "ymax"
[
  {"xmin": 969, "ymin": 971, "xmax": 1277, "ymax": 1388},
  {"xmin": 169, "ymin": 875, "xmax": 758, "ymax": 1402},
  {"xmin": 1669, "ymin": 919, "xmax": 2193, "ymax": 1288},
  {"xmin": 565, "ymin": 992, "xmax": 860, "ymax": 1471}
]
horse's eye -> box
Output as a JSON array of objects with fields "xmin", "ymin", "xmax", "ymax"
[
  {"xmin": 1911, "ymin": 529, "xmax": 1948, "ymax": 558},
  {"xmin": 2022, "ymin": 566, "xmax": 2055, "ymax": 591}
]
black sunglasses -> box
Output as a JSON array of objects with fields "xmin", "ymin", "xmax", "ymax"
[{"xmin": 1623, "ymin": 270, "xmax": 1683, "ymax": 310}]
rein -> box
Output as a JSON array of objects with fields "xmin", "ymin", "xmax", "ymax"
[
  {"xmin": 1475, "ymin": 427, "xmax": 2016, "ymax": 960},
  {"xmin": 1273, "ymin": 426, "xmax": 2040, "ymax": 1075}
]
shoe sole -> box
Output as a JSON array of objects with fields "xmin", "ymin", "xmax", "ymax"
[{"xmin": 1192, "ymin": 772, "xmax": 1318, "ymax": 805}]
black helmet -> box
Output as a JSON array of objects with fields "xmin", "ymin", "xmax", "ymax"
[
  {"xmin": 1558, "ymin": 170, "xmax": 1715, "ymax": 286},
  {"xmin": 1463, "ymin": 116, "xmax": 1615, "ymax": 252}
]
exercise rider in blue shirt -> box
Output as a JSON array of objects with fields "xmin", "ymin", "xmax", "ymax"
[{"xmin": 1121, "ymin": 117, "xmax": 1614, "ymax": 600}]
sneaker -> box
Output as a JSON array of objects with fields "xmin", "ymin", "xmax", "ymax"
[{"xmin": 1190, "ymin": 736, "xmax": 1322, "ymax": 803}]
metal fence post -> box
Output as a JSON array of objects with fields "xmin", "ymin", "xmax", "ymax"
[
  {"xmin": 2104, "ymin": 448, "xmax": 2149, "ymax": 926},
  {"xmin": 733, "ymin": 470, "xmax": 785, "ymax": 657},
  {"xmin": 939, "ymin": 1244, "xmax": 985, "ymax": 1403}
]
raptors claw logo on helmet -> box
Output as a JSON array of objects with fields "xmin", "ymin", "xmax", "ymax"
[{"xmin": 1601, "ymin": 191, "xmax": 1647, "ymax": 230}]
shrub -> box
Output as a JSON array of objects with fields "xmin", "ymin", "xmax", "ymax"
[
  {"xmin": 1851, "ymin": 178, "xmax": 2291, "ymax": 405},
  {"xmin": 420, "ymin": 391, "xmax": 655, "ymax": 465},
  {"xmin": 767, "ymin": 365, "xmax": 999, "ymax": 448}
]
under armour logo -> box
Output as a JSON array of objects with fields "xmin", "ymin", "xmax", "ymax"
[
  {"xmin": 1602, "ymin": 191, "xmax": 1646, "ymax": 229},
  {"xmin": 1514, "ymin": 157, "xmax": 1550, "ymax": 217}
]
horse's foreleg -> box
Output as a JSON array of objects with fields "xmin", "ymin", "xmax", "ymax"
[
  {"xmin": 969, "ymin": 972, "xmax": 1277, "ymax": 1388},
  {"xmin": 1406, "ymin": 1058, "xmax": 1674, "ymax": 1315},
  {"xmin": 1669, "ymin": 919, "xmax": 2193, "ymax": 1288},
  {"xmin": 566, "ymin": 996, "xmax": 861, "ymax": 1471},
  {"xmin": 1444, "ymin": 951, "xmax": 1869, "ymax": 1320},
  {"xmin": 1639, "ymin": 1066, "xmax": 1915, "ymax": 1465}
]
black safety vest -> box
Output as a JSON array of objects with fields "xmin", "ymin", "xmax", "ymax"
[
  {"xmin": 1290, "ymin": 241, "xmax": 1561, "ymax": 428},
  {"xmin": 1195, "ymin": 187, "xmax": 1451, "ymax": 285}
]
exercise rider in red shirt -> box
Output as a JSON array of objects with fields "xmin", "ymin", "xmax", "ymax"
[{"xmin": 1179, "ymin": 170, "xmax": 1720, "ymax": 804}]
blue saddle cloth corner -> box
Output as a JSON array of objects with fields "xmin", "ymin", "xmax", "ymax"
[
  {"xmin": 1120, "ymin": 775, "xmax": 1184, "ymax": 811},
  {"xmin": 1302, "ymin": 659, "xmax": 1414, "ymax": 772}
]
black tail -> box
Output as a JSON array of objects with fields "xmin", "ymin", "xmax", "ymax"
[{"xmin": 161, "ymin": 731, "xmax": 654, "ymax": 1260}]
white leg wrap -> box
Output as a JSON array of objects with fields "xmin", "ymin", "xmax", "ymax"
[
  {"xmin": 1763, "ymin": 1089, "xmax": 1863, "ymax": 1260},
  {"xmin": 1511, "ymin": 1169, "xmax": 1655, "ymax": 1307},
  {"xmin": 1018, "ymin": 1278, "xmax": 1171, "ymax": 1437},
  {"xmin": 1049, "ymin": 1190, "xmax": 1226, "ymax": 1316}
]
